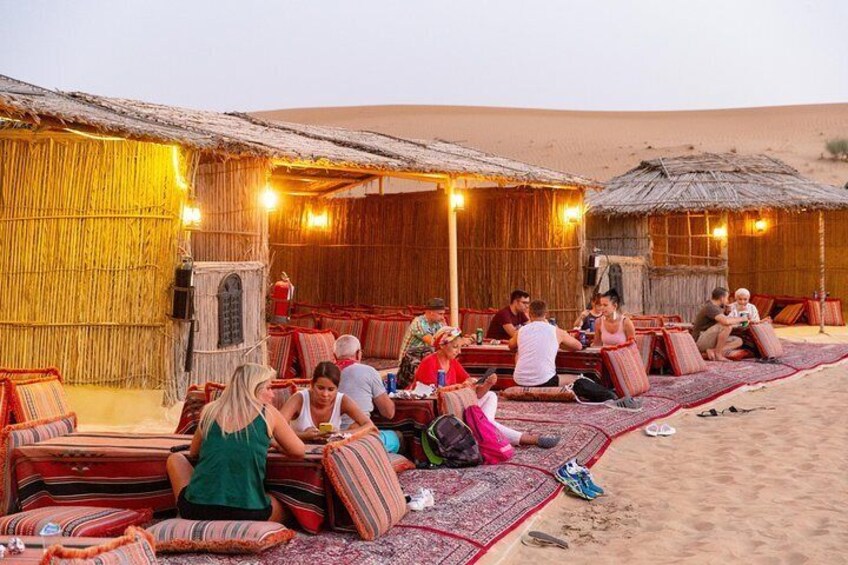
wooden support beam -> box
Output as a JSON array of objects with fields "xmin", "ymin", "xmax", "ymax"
[{"xmin": 446, "ymin": 177, "xmax": 460, "ymax": 327}]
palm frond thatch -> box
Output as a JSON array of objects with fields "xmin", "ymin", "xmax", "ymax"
[{"xmin": 586, "ymin": 153, "xmax": 848, "ymax": 216}]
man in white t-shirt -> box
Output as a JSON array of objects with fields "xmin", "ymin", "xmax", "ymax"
[{"xmin": 509, "ymin": 300, "xmax": 582, "ymax": 387}]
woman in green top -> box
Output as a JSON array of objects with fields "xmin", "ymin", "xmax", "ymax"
[{"xmin": 166, "ymin": 364, "xmax": 305, "ymax": 521}]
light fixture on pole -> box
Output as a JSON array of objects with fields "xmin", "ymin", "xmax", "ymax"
[
  {"xmin": 260, "ymin": 184, "xmax": 279, "ymax": 211},
  {"xmin": 450, "ymin": 191, "xmax": 466, "ymax": 211}
]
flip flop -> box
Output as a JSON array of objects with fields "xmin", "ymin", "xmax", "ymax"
[
  {"xmin": 657, "ymin": 423, "xmax": 676, "ymax": 436},
  {"xmin": 521, "ymin": 531, "xmax": 569, "ymax": 550},
  {"xmin": 722, "ymin": 405, "xmax": 775, "ymax": 415},
  {"xmin": 645, "ymin": 423, "xmax": 660, "ymax": 437},
  {"xmin": 697, "ymin": 408, "xmax": 720, "ymax": 418}
]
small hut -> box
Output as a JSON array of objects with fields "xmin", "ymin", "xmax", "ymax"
[{"xmin": 586, "ymin": 153, "xmax": 848, "ymax": 322}]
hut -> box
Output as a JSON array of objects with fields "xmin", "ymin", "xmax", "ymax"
[
  {"xmin": 0, "ymin": 74, "xmax": 598, "ymax": 403},
  {"xmin": 586, "ymin": 153, "xmax": 848, "ymax": 323}
]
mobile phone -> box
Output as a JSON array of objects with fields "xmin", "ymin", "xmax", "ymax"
[
  {"xmin": 477, "ymin": 367, "xmax": 498, "ymax": 384},
  {"xmin": 169, "ymin": 444, "xmax": 191, "ymax": 453}
]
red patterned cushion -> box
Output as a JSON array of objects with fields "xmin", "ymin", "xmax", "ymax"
[
  {"xmin": 459, "ymin": 309, "xmax": 497, "ymax": 336},
  {"xmin": 148, "ymin": 518, "xmax": 295, "ymax": 554},
  {"xmin": 42, "ymin": 525, "xmax": 156, "ymax": 564},
  {"xmin": 1, "ymin": 412, "xmax": 77, "ymax": 516},
  {"xmin": 662, "ymin": 328, "xmax": 707, "ymax": 376},
  {"xmin": 267, "ymin": 332, "xmax": 296, "ymax": 379},
  {"xmin": 437, "ymin": 382, "xmax": 479, "ymax": 419},
  {"xmin": 748, "ymin": 322, "xmax": 784, "ymax": 358},
  {"xmin": 633, "ymin": 331, "xmax": 656, "ymax": 374},
  {"xmin": 362, "ymin": 316, "xmax": 411, "ymax": 359},
  {"xmin": 319, "ymin": 313, "xmax": 366, "ymax": 341},
  {"xmin": 773, "ymin": 303, "xmax": 805, "ymax": 325},
  {"xmin": 295, "ymin": 330, "xmax": 337, "ymax": 379},
  {"xmin": 324, "ymin": 431, "xmax": 407, "ymax": 541},
  {"xmin": 631, "ymin": 316, "xmax": 664, "ymax": 328},
  {"xmin": 601, "ymin": 340, "xmax": 650, "ymax": 397},
  {"xmin": 750, "ymin": 295, "xmax": 775, "ymax": 319},
  {"xmin": 500, "ymin": 386, "xmax": 576, "ymax": 402},
  {"xmin": 0, "ymin": 505, "xmax": 151, "ymax": 537},
  {"xmin": 0, "ymin": 380, "xmax": 8, "ymax": 429},
  {"xmin": 660, "ymin": 314, "xmax": 684, "ymax": 324},
  {"xmin": 174, "ymin": 386, "xmax": 206, "ymax": 435},
  {"xmin": 286, "ymin": 312, "xmax": 317, "ymax": 329},
  {"xmin": 804, "ymin": 299, "xmax": 845, "ymax": 327},
  {"xmin": 9, "ymin": 374, "xmax": 70, "ymax": 423},
  {"xmin": 387, "ymin": 452, "xmax": 416, "ymax": 474}
]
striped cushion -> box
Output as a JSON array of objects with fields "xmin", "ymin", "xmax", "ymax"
[
  {"xmin": 0, "ymin": 380, "xmax": 8, "ymax": 429},
  {"xmin": 323, "ymin": 432, "xmax": 407, "ymax": 540},
  {"xmin": 662, "ymin": 329, "xmax": 707, "ymax": 376},
  {"xmin": 174, "ymin": 386, "xmax": 205, "ymax": 435},
  {"xmin": 773, "ymin": 302, "xmax": 805, "ymax": 325},
  {"xmin": 42, "ymin": 525, "xmax": 157, "ymax": 564},
  {"xmin": 148, "ymin": 518, "xmax": 295, "ymax": 554},
  {"xmin": 295, "ymin": 331, "xmax": 336, "ymax": 379},
  {"xmin": 437, "ymin": 383, "xmax": 479, "ymax": 419},
  {"xmin": 0, "ymin": 505, "xmax": 151, "ymax": 537},
  {"xmin": 362, "ymin": 317, "xmax": 411, "ymax": 359},
  {"xmin": 386, "ymin": 452, "xmax": 416, "ymax": 474},
  {"xmin": 319, "ymin": 314, "xmax": 365, "ymax": 341},
  {"xmin": 751, "ymin": 295, "xmax": 775, "ymax": 319},
  {"xmin": 805, "ymin": 299, "xmax": 845, "ymax": 327},
  {"xmin": 660, "ymin": 314, "xmax": 684, "ymax": 324},
  {"xmin": 631, "ymin": 316, "xmax": 663, "ymax": 328},
  {"xmin": 500, "ymin": 386, "xmax": 576, "ymax": 402},
  {"xmin": 633, "ymin": 332, "xmax": 656, "ymax": 374},
  {"xmin": 601, "ymin": 340, "xmax": 651, "ymax": 397},
  {"xmin": 205, "ymin": 381, "xmax": 297, "ymax": 411},
  {"xmin": 286, "ymin": 312, "xmax": 317, "ymax": 329},
  {"xmin": 459, "ymin": 309, "xmax": 497, "ymax": 336},
  {"xmin": 748, "ymin": 322, "xmax": 784, "ymax": 358},
  {"xmin": 10, "ymin": 375, "xmax": 70, "ymax": 423},
  {"xmin": 0, "ymin": 412, "xmax": 77, "ymax": 515},
  {"xmin": 267, "ymin": 332, "xmax": 296, "ymax": 379}
]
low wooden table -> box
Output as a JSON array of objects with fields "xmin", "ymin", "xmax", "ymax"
[{"xmin": 372, "ymin": 396, "xmax": 437, "ymax": 464}]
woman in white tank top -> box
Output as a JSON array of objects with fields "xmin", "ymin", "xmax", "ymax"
[{"xmin": 281, "ymin": 361, "xmax": 372, "ymax": 442}]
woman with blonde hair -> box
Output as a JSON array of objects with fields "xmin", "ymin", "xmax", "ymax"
[{"xmin": 166, "ymin": 363, "xmax": 305, "ymax": 522}]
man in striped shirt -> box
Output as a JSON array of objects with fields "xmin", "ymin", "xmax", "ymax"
[{"xmin": 398, "ymin": 297, "xmax": 446, "ymax": 360}]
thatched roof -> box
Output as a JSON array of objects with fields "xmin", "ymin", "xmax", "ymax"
[
  {"xmin": 587, "ymin": 153, "xmax": 848, "ymax": 216},
  {"xmin": 0, "ymin": 74, "xmax": 598, "ymax": 190}
]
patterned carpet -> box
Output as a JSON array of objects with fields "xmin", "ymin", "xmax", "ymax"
[{"xmin": 158, "ymin": 340, "xmax": 848, "ymax": 565}]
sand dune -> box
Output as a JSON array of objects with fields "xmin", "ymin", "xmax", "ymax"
[{"xmin": 254, "ymin": 104, "xmax": 848, "ymax": 185}]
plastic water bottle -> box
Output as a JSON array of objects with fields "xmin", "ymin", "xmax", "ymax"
[
  {"xmin": 386, "ymin": 372, "xmax": 397, "ymax": 394},
  {"xmin": 40, "ymin": 522, "xmax": 61, "ymax": 554},
  {"xmin": 437, "ymin": 370, "xmax": 447, "ymax": 388}
]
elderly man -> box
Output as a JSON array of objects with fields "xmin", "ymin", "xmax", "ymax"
[
  {"xmin": 509, "ymin": 300, "xmax": 582, "ymax": 387},
  {"xmin": 486, "ymin": 289, "xmax": 531, "ymax": 340},
  {"xmin": 693, "ymin": 287, "xmax": 746, "ymax": 361},
  {"xmin": 398, "ymin": 297, "xmax": 446, "ymax": 360},
  {"xmin": 729, "ymin": 288, "xmax": 762, "ymax": 322},
  {"xmin": 334, "ymin": 334, "xmax": 399, "ymax": 452}
]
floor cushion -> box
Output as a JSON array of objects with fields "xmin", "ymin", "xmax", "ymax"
[
  {"xmin": 386, "ymin": 452, "xmax": 417, "ymax": 474},
  {"xmin": 459, "ymin": 309, "xmax": 497, "ymax": 337},
  {"xmin": 804, "ymin": 299, "xmax": 845, "ymax": 327},
  {"xmin": 601, "ymin": 340, "xmax": 651, "ymax": 397},
  {"xmin": 750, "ymin": 294, "xmax": 775, "ymax": 319},
  {"xmin": 500, "ymin": 386, "xmax": 576, "ymax": 402},
  {"xmin": 148, "ymin": 518, "xmax": 295, "ymax": 554},
  {"xmin": 633, "ymin": 331, "xmax": 656, "ymax": 374},
  {"xmin": 295, "ymin": 330, "xmax": 337, "ymax": 379},
  {"xmin": 0, "ymin": 505, "xmax": 152, "ymax": 537},
  {"xmin": 773, "ymin": 302, "xmax": 805, "ymax": 325},
  {"xmin": 1, "ymin": 412, "xmax": 77, "ymax": 516},
  {"xmin": 41, "ymin": 525, "xmax": 156, "ymax": 564},
  {"xmin": 362, "ymin": 316, "xmax": 412, "ymax": 359},
  {"xmin": 9, "ymin": 374, "xmax": 70, "ymax": 423},
  {"xmin": 174, "ymin": 386, "xmax": 205, "ymax": 435},
  {"xmin": 268, "ymin": 331, "xmax": 297, "ymax": 379},
  {"xmin": 324, "ymin": 431, "xmax": 407, "ymax": 541},
  {"xmin": 662, "ymin": 328, "xmax": 707, "ymax": 376},
  {"xmin": 660, "ymin": 314, "xmax": 684, "ymax": 324},
  {"xmin": 319, "ymin": 313, "xmax": 366, "ymax": 341},
  {"xmin": 748, "ymin": 322, "xmax": 785, "ymax": 358},
  {"xmin": 436, "ymin": 382, "xmax": 478, "ymax": 419},
  {"xmin": 630, "ymin": 315, "xmax": 664, "ymax": 328}
]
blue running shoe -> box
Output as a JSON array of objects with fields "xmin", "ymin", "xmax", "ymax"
[
  {"xmin": 566, "ymin": 460, "xmax": 605, "ymax": 496},
  {"xmin": 555, "ymin": 463, "xmax": 595, "ymax": 500}
]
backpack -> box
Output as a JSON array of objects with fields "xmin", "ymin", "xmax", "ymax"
[
  {"xmin": 572, "ymin": 376, "xmax": 616, "ymax": 402},
  {"xmin": 463, "ymin": 405, "xmax": 514, "ymax": 465},
  {"xmin": 397, "ymin": 345, "xmax": 434, "ymax": 389},
  {"xmin": 421, "ymin": 415, "xmax": 481, "ymax": 468}
]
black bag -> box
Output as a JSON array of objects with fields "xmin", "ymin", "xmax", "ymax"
[
  {"xmin": 397, "ymin": 345, "xmax": 434, "ymax": 389},
  {"xmin": 422, "ymin": 415, "xmax": 481, "ymax": 468},
  {"xmin": 572, "ymin": 376, "xmax": 616, "ymax": 402}
]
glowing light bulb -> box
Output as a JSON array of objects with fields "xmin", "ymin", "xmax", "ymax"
[
  {"xmin": 307, "ymin": 211, "xmax": 329, "ymax": 229},
  {"xmin": 712, "ymin": 225, "xmax": 728, "ymax": 239},
  {"xmin": 563, "ymin": 206, "xmax": 582, "ymax": 224},
  {"xmin": 260, "ymin": 185, "xmax": 279, "ymax": 211},
  {"xmin": 450, "ymin": 192, "xmax": 466, "ymax": 211},
  {"xmin": 754, "ymin": 218, "xmax": 767, "ymax": 233}
]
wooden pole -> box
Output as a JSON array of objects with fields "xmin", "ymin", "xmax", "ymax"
[
  {"xmin": 819, "ymin": 210, "xmax": 826, "ymax": 335},
  {"xmin": 446, "ymin": 177, "xmax": 460, "ymax": 326}
]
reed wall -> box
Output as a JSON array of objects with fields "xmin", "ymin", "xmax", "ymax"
[
  {"xmin": 0, "ymin": 131, "xmax": 188, "ymax": 387},
  {"xmin": 269, "ymin": 187, "xmax": 584, "ymax": 319},
  {"xmin": 586, "ymin": 215, "xmax": 650, "ymax": 257}
]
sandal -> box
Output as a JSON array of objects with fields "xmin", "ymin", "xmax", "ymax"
[
  {"xmin": 697, "ymin": 408, "xmax": 720, "ymax": 418},
  {"xmin": 521, "ymin": 531, "xmax": 569, "ymax": 550},
  {"xmin": 645, "ymin": 423, "xmax": 676, "ymax": 436},
  {"xmin": 722, "ymin": 405, "xmax": 775, "ymax": 415}
]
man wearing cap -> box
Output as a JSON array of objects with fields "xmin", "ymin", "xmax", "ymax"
[{"xmin": 398, "ymin": 298, "xmax": 446, "ymax": 360}]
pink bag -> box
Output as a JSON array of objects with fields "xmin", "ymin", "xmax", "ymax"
[{"xmin": 463, "ymin": 405, "xmax": 514, "ymax": 464}]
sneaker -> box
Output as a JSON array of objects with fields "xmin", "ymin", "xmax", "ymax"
[
  {"xmin": 566, "ymin": 460, "xmax": 605, "ymax": 497},
  {"xmin": 555, "ymin": 463, "xmax": 595, "ymax": 500},
  {"xmin": 420, "ymin": 488, "xmax": 435, "ymax": 508}
]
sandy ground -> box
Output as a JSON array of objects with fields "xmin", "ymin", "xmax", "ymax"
[
  {"xmin": 254, "ymin": 104, "xmax": 848, "ymax": 186},
  {"xmin": 482, "ymin": 327, "xmax": 848, "ymax": 565}
]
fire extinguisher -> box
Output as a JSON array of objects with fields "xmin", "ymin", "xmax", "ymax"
[{"xmin": 270, "ymin": 272, "xmax": 295, "ymax": 323}]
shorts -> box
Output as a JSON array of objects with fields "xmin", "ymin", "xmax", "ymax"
[
  {"xmin": 178, "ymin": 488, "xmax": 272, "ymax": 521},
  {"xmin": 379, "ymin": 430, "xmax": 401, "ymax": 454},
  {"xmin": 522, "ymin": 374, "xmax": 560, "ymax": 388},
  {"xmin": 696, "ymin": 324, "xmax": 742, "ymax": 353}
]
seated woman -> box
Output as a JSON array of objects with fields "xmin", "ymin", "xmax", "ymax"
[
  {"xmin": 414, "ymin": 326, "xmax": 560, "ymax": 449},
  {"xmin": 729, "ymin": 288, "xmax": 763, "ymax": 322},
  {"xmin": 593, "ymin": 289, "xmax": 636, "ymax": 347},
  {"xmin": 166, "ymin": 363, "xmax": 305, "ymax": 522},
  {"xmin": 280, "ymin": 361, "xmax": 374, "ymax": 442},
  {"xmin": 573, "ymin": 292, "xmax": 604, "ymax": 332}
]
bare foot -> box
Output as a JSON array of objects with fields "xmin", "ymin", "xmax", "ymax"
[
  {"xmin": 706, "ymin": 349, "xmax": 717, "ymax": 361},
  {"xmin": 714, "ymin": 354, "xmax": 730, "ymax": 362}
]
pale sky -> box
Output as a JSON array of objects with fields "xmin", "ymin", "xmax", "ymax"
[{"xmin": 1, "ymin": 0, "xmax": 846, "ymax": 112}]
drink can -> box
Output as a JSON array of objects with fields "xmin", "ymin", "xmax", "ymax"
[
  {"xmin": 437, "ymin": 369, "xmax": 447, "ymax": 388},
  {"xmin": 386, "ymin": 372, "xmax": 397, "ymax": 394},
  {"xmin": 475, "ymin": 328, "xmax": 484, "ymax": 345},
  {"xmin": 578, "ymin": 331, "xmax": 588, "ymax": 348},
  {"xmin": 739, "ymin": 311, "xmax": 749, "ymax": 328}
]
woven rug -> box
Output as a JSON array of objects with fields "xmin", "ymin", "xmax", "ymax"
[
  {"xmin": 499, "ymin": 421, "xmax": 610, "ymax": 472},
  {"xmin": 777, "ymin": 341, "xmax": 848, "ymax": 372},
  {"xmin": 645, "ymin": 374, "xmax": 746, "ymax": 408}
]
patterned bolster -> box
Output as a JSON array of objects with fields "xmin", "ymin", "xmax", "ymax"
[
  {"xmin": 0, "ymin": 412, "xmax": 77, "ymax": 516},
  {"xmin": 500, "ymin": 386, "xmax": 576, "ymax": 402},
  {"xmin": 148, "ymin": 518, "xmax": 295, "ymax": 554},
  {"xmin": 460, "ymin": 310, "xmax": 497, "ymax": 335},
  {"xmin": 319, "ymin": 314, "xmax": 366, "ymax": 341},
  {"xmin": 773, "ymin": 302, "xmax": 805, "ymax": 325},
  {"xmin": 633, "ymin": 332, "xmax": 656, "ymax": 373},
  {"xmin": 9, "ymin": 375, "xmax": 70, "ymax": 423},
  {"xmin": 0, "ymin": 505, "xmax": 152, "ymax": 537},
  {"xmin": 363, "ymin": 317, "xmax": 411, "ymax": 359},
  {"xmin": 323, "ymin": 432, "xmax": 408, "ymax": 541},
  {"xmin": 267, "ymin": 332, "xmax": 296, "ymax": 378},
  {"xmin": 662, "ymin": 328, "xmax": 707, "ymax": 376},
  {"xmin": 748, "ymin": 322, "xmax": 784, "ymax": 358},
  {"xmin": 0, "ymin": 381, "xmax": 7, "ymax": 429},
  {"xmin": 295, "ymin": 330, "xmax": 336, "ymax": 379},
  {"xmin": 601, "ymin": 340, "xmax": 651, "ymax": 397},
  {"xmin": 436, "ymin": 382, "xmax": 478, "ymax": 419},
  {"xmin": 42, "ymin": 525, "xmax": 157, "ymax": 564}
]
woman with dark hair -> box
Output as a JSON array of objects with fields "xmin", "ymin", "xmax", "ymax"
[
  {"xmin": 280, "ymin": 361, "xmax": 373, "ymax": 441},
  {"xmin": 593, "ymin": 290, "xmax": 635, "ymax": 347}
]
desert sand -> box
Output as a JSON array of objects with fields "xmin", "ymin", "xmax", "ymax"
[
  {"xmin": 482, "ymin": 327, "xmax": 848, "ymax": 565},
  {"xmin": 254, "ymin": 104, "xmax": 848, "ymax": 185}
]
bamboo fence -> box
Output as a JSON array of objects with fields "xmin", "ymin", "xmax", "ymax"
[
  {"xmin": 0, "ymin": 131, "xmax": 192, "ymax": 387},
  {"xmin": 269, "ymin": 187, "xmax": 584, "ymax": 318}
]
